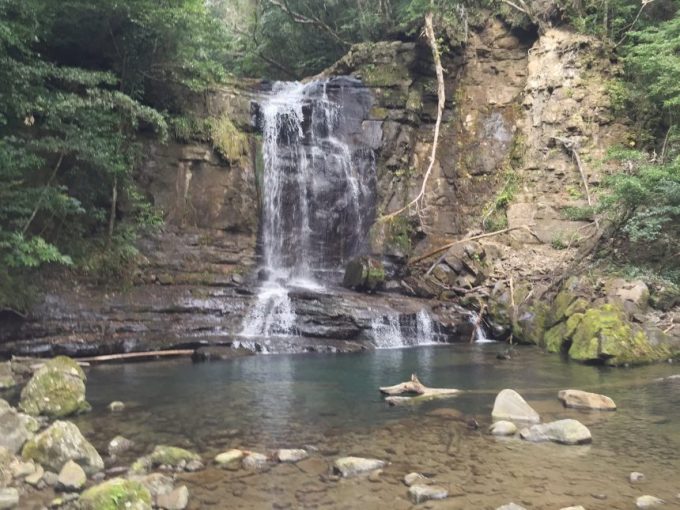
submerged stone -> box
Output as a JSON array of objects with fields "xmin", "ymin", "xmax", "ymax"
[
  {"xmin": 276, "ymin": 449, "xmax": 308, "ymax": 463},
  {"xmin": 408, "ymin": 484, "xmax": 448, "ymax": 504},
  {"xmin": 403, "ymin": 472, "xmax": 427, "ymax": 486},
  {"xmin": 80, "ymin": 478, "xmax": 152, "ymax": 510},
  {"xmin": 107, "ymin": 435, "xmax": 133, "ymax": 457},
  {"xmin": 214, "ymin": 449, "xmax": 244, "ymax": 466},
  {"xmin": 520, "ymin": 419, "xmax": 592, "ymax": 445},
  {"xmin": 148, "ymin": 445, "xmax": 202, "ymax": 471},
  {"xmin": 156, "ymin": 485, "xmax": 189, "ymax": 510},
  {"xmin": 491, "ymin": 389, "xmax": 540, "ymax": 423},
  {"xmin": 242, "ymin": 453, "xmax": 269, "ymax": 471},
  {"xmin": 558, "ymin": 389, "xmax": 616, "ymax": 411},
  {"xmin": 21, "ymin": 420, "xmax": 103, "ymax": 475},
  {"xmin": 489, "ymin": 420, "xmax": 518, "ymax": 436},
  {"xmin": 333, "ymin": 457, "xmax": 386, "ymax": 477},
  {"xmin": 636, "ymin": 495, "xmax": 664, "ymax": 508}
]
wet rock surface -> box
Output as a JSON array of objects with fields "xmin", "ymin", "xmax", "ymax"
[
  {"xmin": 558, "ymin": 389, "xmax": 616, "ymax": 411},
  {"xmin": 520, "ymin": 419, "xmax": 592, "ymax": 445},
  {"xmin": 492, "ymin": 389, "xmax": 540, "ymax": 423}
]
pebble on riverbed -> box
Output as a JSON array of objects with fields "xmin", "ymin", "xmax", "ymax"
[
  {"xmin": 636, "ymin": 495, "xmax": 665, "ymax": 508},
  {"xmin": 630, "ymin": 472, "xmax": 646, "ymax": 483},
  {"xmin": 214, "ymin": 449, "xmax": 244, "ymax": 467},
  {"xmin": 108, "ymin": 401, "xmax": 125, "ymax": 412},
  {"xmin": 242, "ymin": 453, "xmax": 269, "ymax": 471},
  {"xmin": 333, "ymin": 457, "xmax": 386, "ymax": 477},
  {"xmin": 276, "ymin": 449, "xmax": 308, "ymax": 463},
  {"xmin": 403, "ymin": 472, "xmax": 427, "ymax": 487},
  {"xmin": 408, "ymin": 484, "xmax": 448, "ymax": 504},
  {"xmin": 489, "ymin": 420, "xmax": 518, "ymax": 436},
  {"xmin": 57, "ymin": 460, "xmax": 86, "ymax": 492},
  {"xmin": 156, "ymin": 485, "xmax": 189, "ymax": 510}
]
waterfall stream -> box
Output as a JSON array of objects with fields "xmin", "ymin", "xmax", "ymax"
[{"xmin": 241, "ymin": 78, "xmax": 376, "ymax": 338}]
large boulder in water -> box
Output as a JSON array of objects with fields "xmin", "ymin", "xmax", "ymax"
[
  {"xmin": 520, "ymin": 419, "xmax": 592, "ymax": 445},
  {"xmin": 343, "ymin": 256, "xmax": 385, "ymax": 292},
  {"xmin": 19, "ymin": 356, "xmax": 90, "ymax": 418},
  {"xmin": 21, "ymin": 420, "xmax": 103, "ymax": 475},
  {"xmin": 491, "ymin": 389, "xmax": 540, "ymax": 423},
  {"xmin": 558, "ymin": 389, "xmax": 616, "ymax": 411}
]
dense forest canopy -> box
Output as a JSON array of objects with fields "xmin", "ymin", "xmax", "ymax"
[{"xmin": 1, "ymin": 0, "xmax": 679, "ymax": 313}]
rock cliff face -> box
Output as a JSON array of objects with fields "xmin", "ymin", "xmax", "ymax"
[{"xmin": 3, "ymin": 14, "xmax": 671, "ymax": 360}]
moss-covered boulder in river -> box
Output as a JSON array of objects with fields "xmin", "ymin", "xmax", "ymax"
[
  {"xmin": 21, "ymin": 420, "xmax": 103, "ymax": 475},
  {"xmin": 80, "ymin": 478, "xmax": 152, "ymax": 510},
  {"xmin": 19, "ymin": 356, "xmax": 90, "ymax": 418}
]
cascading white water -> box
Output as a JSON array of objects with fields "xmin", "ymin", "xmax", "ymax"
[
  {"xmin": 241, "ymin": 78, "xmax": 376, "ymax": 338},
  {"xmin": 370, "ymin": 309, "xmax": 441, "ymax": 348},
  {"xmin": 468, "ymin": 311, "xmax": 494, "ymax": 343}
]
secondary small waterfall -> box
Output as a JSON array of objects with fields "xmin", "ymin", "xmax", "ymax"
[
  {"xmin": 241, "ymin": 77, "xmax": 376, "ymax": 338},
  {"xmin": 370, "ymin": 309, "xmax": 441, "ymax": 348},
  {"xmin": 469, "ymin": 311, "xmax": 494, "ymax": 343}
]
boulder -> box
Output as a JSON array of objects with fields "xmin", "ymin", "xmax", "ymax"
[
  {"xmin": 0, "ymin": 448, "xmax": 12, "ymax": 487},
  {"xmin": 489, "ymin": 420, "xmax": 518, "ymax": 436},
  {"xmin": 333, "ymin": 457, "xmax": 386, "ymax": 477},
  {"xmin": 0, "ymin": 399, "xmax": 38, "ymax": 453},
  {"xmin": 491, "ymin": 389, "xmax": 540, "ymax": 423},
  {"xmin": 80, "ymin": 478, "xmax": 152, "ymax": 510},
  {"xmin": 0, "ymin": 488, "xmax": 19, "ymax": 510},
  {"xmin": 568, "ymin": 305, "xmax": 669, "ymax": 365},
  {"xmin": 214, "ymin": 449, "xmax": 244, "ymax": 467},
  {"xmin": 276, "ymin": 449, "xmax": 308, "ymax": 463},
  {"xmin": 408, "ymin": 484, "xmax": 448, "ymax": 504},
  {"xmin": 57, "ymin": 460, "xmax": 87, "ymax": 492},
  {"xmin": 520, "ymin": 419, "xmax": 592, "ymax": 445},
  {"xmin": 21, "ymin": 420, "xmax": 104, "ymax": 475},
  {"xmin": 156, "ymin": 485, "xmax": 189, "ymax": 510},
  {"xmin": 558, "ymin": 389, "xmax": 616, "ymax": 411},
  {"xmin": 24, "ymin": 464, "xmax": 44, "ymax": 486},
  {"xmin": 0, "ymin": 363, "xmax": 16, "ymax": 390},
  {"xmin": 19, "ymin": 357, "xmax": 90, "ymax": 418},
  {"xmin": 605, "ymin": 278, "xmax": 649, "ymax": 315},
  {"xmin": 342, "ymin": 257, "xmax": 385, "ymax": 292},
  {"xmin": 636, "ymin": 495, "xmax": 664, "ymax": 508}
]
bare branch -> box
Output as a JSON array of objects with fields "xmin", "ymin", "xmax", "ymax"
[{"xmin": 263, "ymin": 0, "xmax": 350, "ymax": 47}]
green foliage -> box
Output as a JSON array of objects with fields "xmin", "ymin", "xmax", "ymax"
[
  {"xmin": 561, "ymin": 205, "xmax": 595, "ymax": 221},
  {"xmin": 600, "ymin": 150, "xmax": 680, "ymax": 270},
  {"xmin": 482, "ymin": 170, "xmax": 519, "ymax": 231},
  {"xmin": 0, "ymin": 0, "xmax": 230, "ymax": 312}
]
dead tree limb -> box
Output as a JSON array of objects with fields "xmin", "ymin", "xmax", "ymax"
[
  {"xmin": 408, "ymin": 225, "xmax": 540, "ymax": 266},
  {"xmin": 380, "ymin": 374, "xmax": 461, "ymax": 405},
  {"xmin": 379, "ymin": 11, "xmax": 445, "ymax": 224}
]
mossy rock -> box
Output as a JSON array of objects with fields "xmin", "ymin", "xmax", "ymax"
[
  {"xmin": 549, "ymin": 288, "xmax": 578, "ymax": 327},
  {"xmin": 360, "ymin": 63, "xmax": 411, "ymax": 88},
  {"xmin": 544, "ymin": 313, "xmax": 583, "ymax": 353},
  {"xmin": 513, "ymin": 302, "xmax": 549, "ymax": 345},
  {"xmin": 80, "ymin": 478, "xmax": 152, "ymax": 510},
  {"xmin": 22, "ymin": 420, "xmax": 103, "ymax": 475},
  {"xmin": 19, "ymin": 365, "xmax": 89, "ymax": 418},
  {"xmin": 568, "ymin": 304, "xmax": 671, "ymax": 365},
  {"xmin": 148, "ymin": 445, "xmax": 201, "ymax": 468},
  {"xmin": 43, "ymin": 356, "xmax": 87, "ymax": 380},
  {"xmin": 343, "ymin": 256, "xmax": 385, "ymax": 293}
]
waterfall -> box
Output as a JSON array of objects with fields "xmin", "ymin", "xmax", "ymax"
[
  {"xmin": 370, "ymin": 309, "xmax": 442, "ymax": 348},
  {"xmin": 241, "ymin": 77, "xmax": 376, "ymax": 338},
  {"xmin": 469, "ymin": 312, "xmax": 494, "ymax": 343}
]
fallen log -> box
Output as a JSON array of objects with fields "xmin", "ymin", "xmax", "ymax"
[
  {"xmin": 78, "ymin": 349, "xmax": 195, "ymax": 363},
  {"xmin": 379, "ymin": 374, "xmax": 461, "ymax": 400}
]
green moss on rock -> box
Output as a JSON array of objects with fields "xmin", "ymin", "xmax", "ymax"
[
  {"xmin": 361, "ymin": 63, "xmax": 410, "ymax": 88},
  {"xmin": 80, "ymin": 478, "xmax": 152, "ymax": 510},
  {"xmin": 19, "ymin": 366, "xmax": 89, "ymax": 418},
  {"xmin": 149, "ymin": 445, "xmax": 200, "ymax": 468},
  {"xmin": 514, "ymin": 303, "xmax": 549, "ymax": 346},
  {"xmin": 568, "ymin": 304, "xmax": 670, "ymax": 365},
  {"xmin": 22, "ymin": 420, "xmax": 103, "ymax": 475}
]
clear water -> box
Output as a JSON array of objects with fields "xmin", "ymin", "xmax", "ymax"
[{"xmin": 69, "ymin": 345, "xmax": 680, "ymax": 509}]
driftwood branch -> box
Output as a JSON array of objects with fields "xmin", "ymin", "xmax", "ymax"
[
  {"xmin": 408, "ymin": 225, "xmax": 539, "ymax": 266},
  {"xmin": 79, "ymin": 349, "xmax": 194, "ymax": 363},
  {"xmin": 380, "ymin": 374, "xmax": 460, "ymax": 405},
  {"xmin": 379, "ymin": 11, "xmax": 445, "ymax": 224}
]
